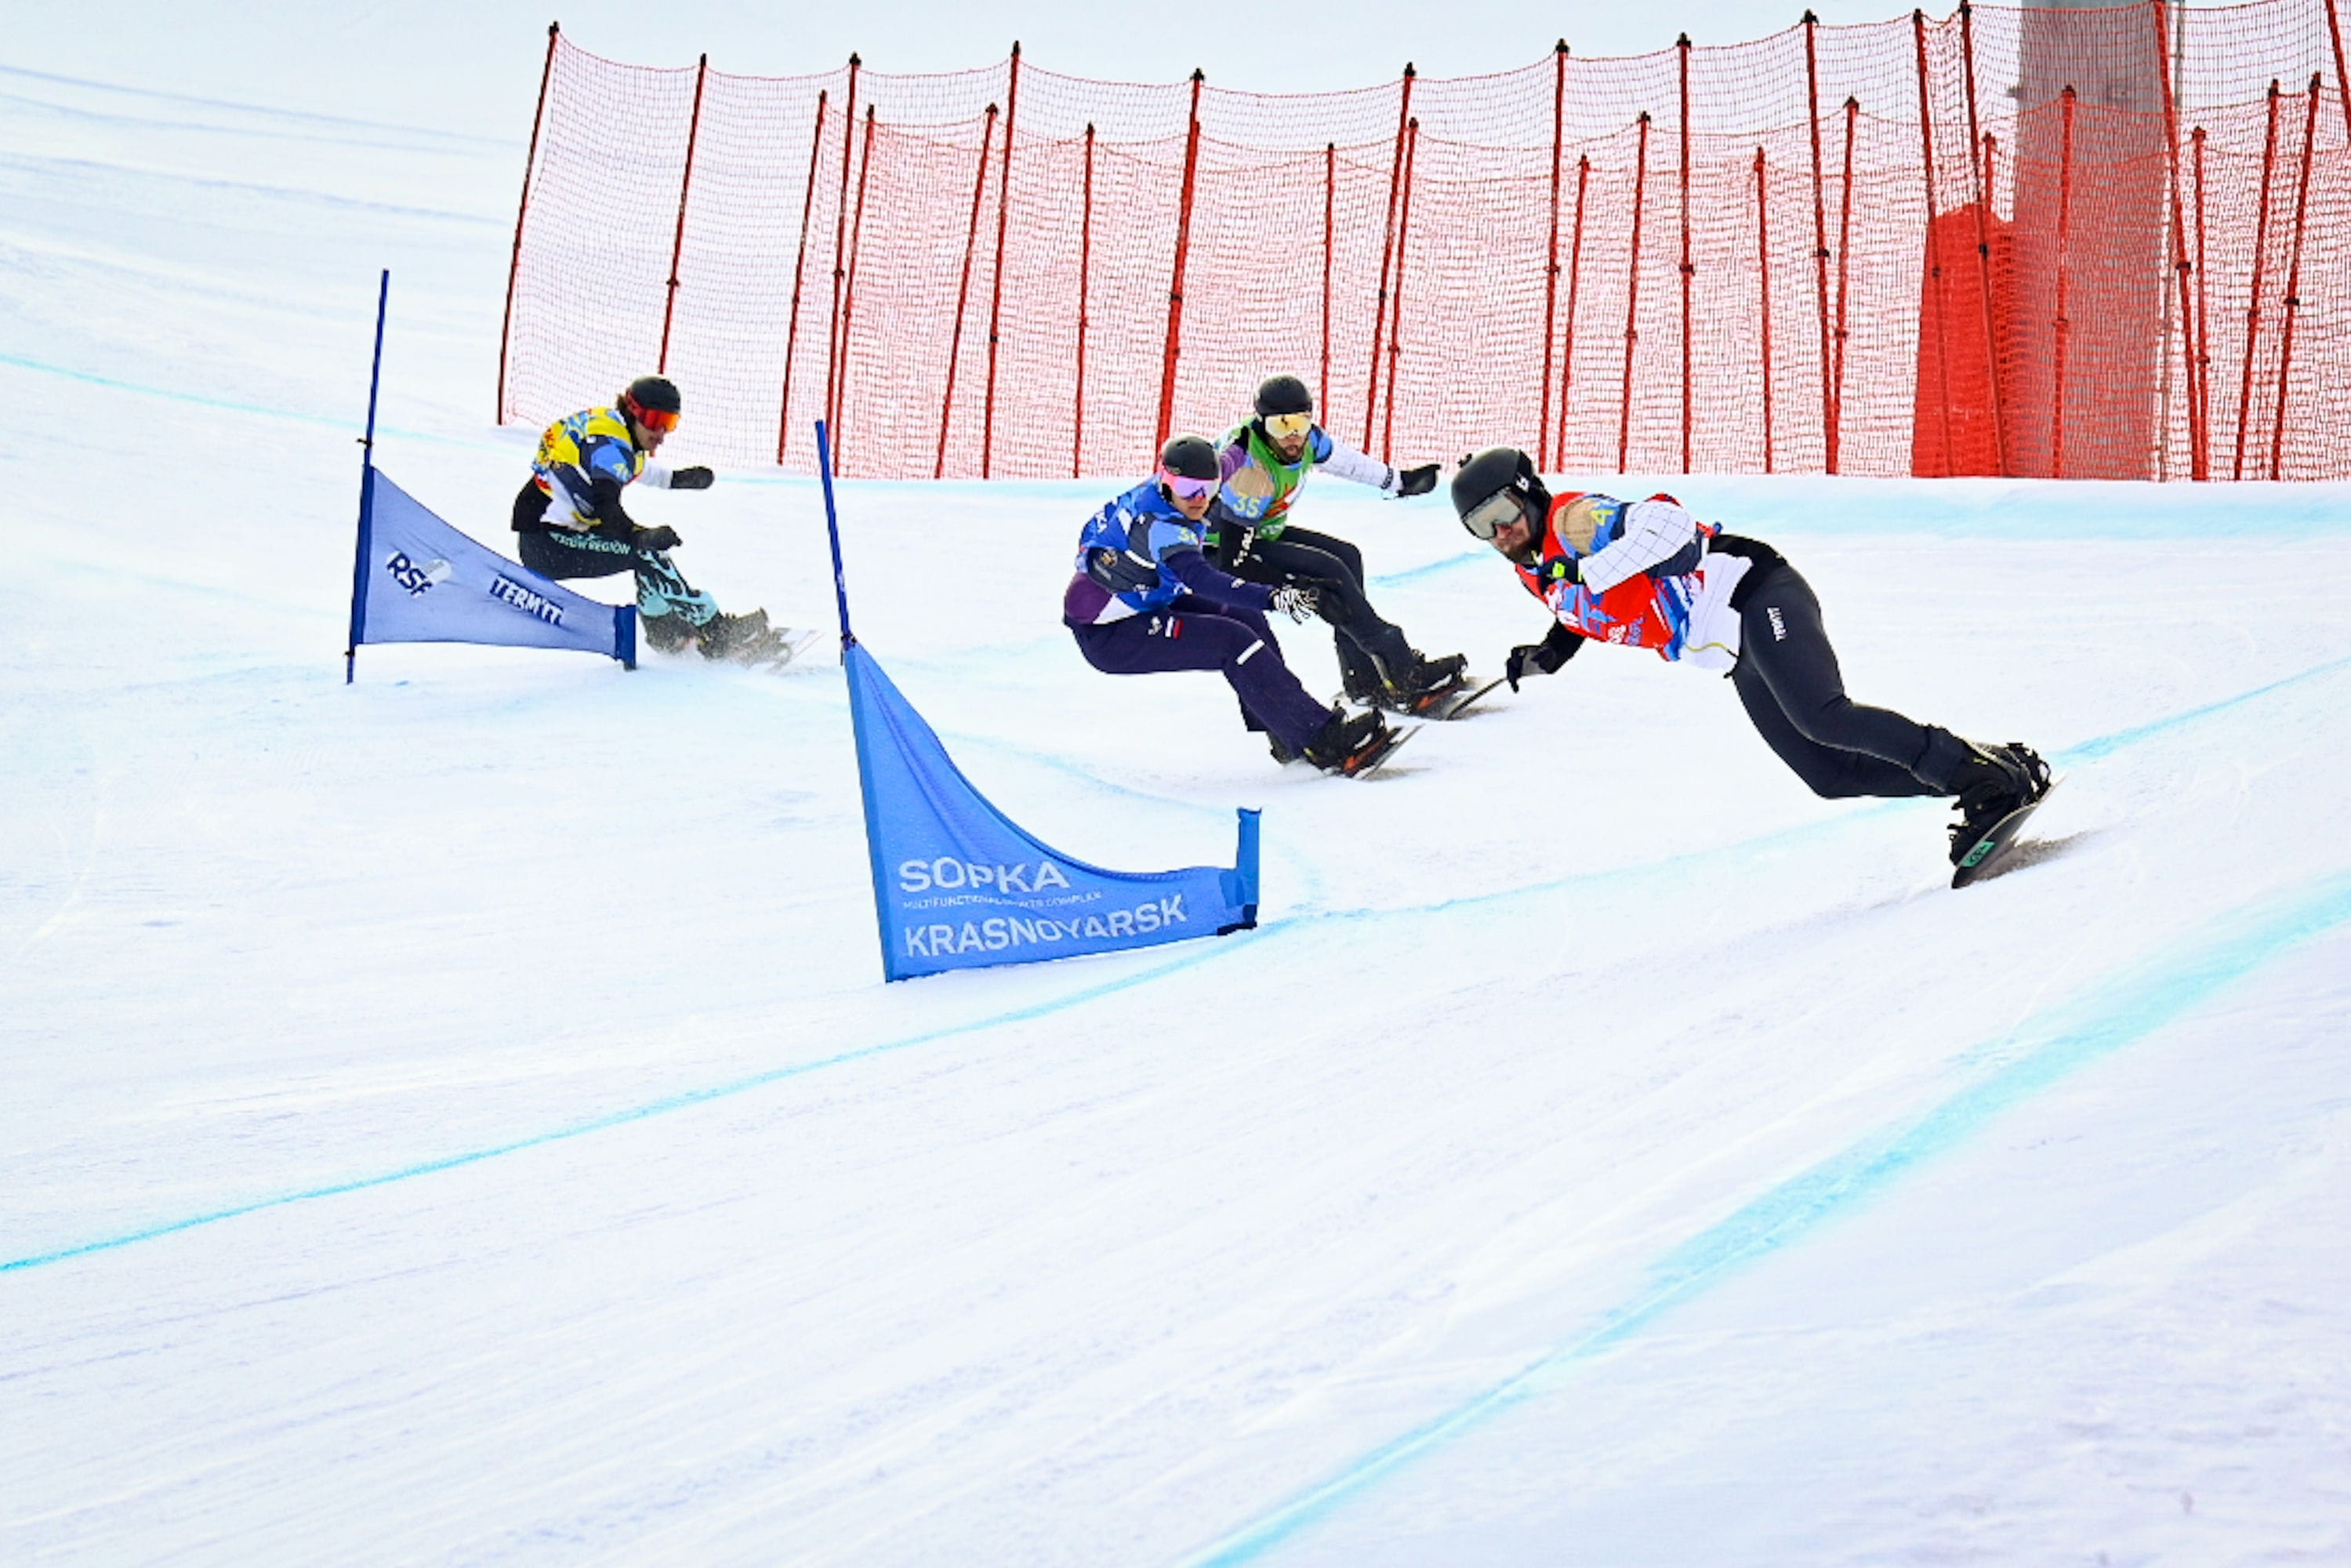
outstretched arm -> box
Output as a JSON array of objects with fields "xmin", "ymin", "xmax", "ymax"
[
  {"xmin": 1309, "ymin": 429, "xmax": 1402, "ymax": 494},
  {"xmin": 1159, "ymin": 546, "xmax": 1277, "ymax": 615},
  {"xmin": 1577, "ymin": 497, "xmax": 1703, "ymax": 593},
  {"xmin": 637, "ymin": 463, "xmax": 715, "ymax": 491}
]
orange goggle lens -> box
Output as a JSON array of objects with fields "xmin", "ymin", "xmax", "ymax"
[
  {"xmin": 1261, "ymin": 412, "xmax": 1313, "ymax": 440},
  {"xmin": 632, "ymin": 405, "xmax": 680, "ymax": 434}
]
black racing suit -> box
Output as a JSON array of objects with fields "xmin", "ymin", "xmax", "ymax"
[{"xmin": 1209, "ymin": 514, "xmax": 1416, "ymax": 698}]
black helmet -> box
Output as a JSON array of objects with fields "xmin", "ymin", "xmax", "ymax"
[
  {"xmin": 619, "ymin": 375, "xmax": 682, "ymax": 425},
  {"xmin": 1157, "ymin": 434, "xmax": 1221, "ymax": 482},
  {"xmin": 1253, "ymin": 374, "xmax": 1314, "ymax": 420},
  {"xmin": 1450, "ymin": 447, "xmax": 1548, "ymax": 545}
]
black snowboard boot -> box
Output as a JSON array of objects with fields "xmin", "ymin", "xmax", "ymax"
[
  {"xmin": 1301, "ymin": 706, "xmax": 1395, "ymax": 775},
  {"xmin": 643, "ymin": 612, "xmax": 696, "ymax": 653},
  {"xmin": 694, "ymin": 608, "xmax": 774, "ymax": 662},
  {"xmin": 1946, "ymin": 741, "xmax": 2051, "ymax": 864},
  {"xmin": 1385, "ymin": 652, "xmax": 1469, "ymax": 716}
]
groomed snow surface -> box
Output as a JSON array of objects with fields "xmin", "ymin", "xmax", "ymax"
[{"xmin": 6, "ymin": 58, "xmax": 2351, "ymax": 1568}]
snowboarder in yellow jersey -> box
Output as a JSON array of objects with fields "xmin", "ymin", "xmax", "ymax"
[{"xmin": 511, "ymin": 375, "xmax": 784, "ymax": 662}]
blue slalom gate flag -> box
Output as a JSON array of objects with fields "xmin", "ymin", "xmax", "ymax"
[
  {"xmin": 844, "ymin": 645, "xmax": 1260, "ymax": 981},
  {"xmin": 348, "ymin": 467, "xmax": 635, "ymax": 670},
  {"xmin": 813, "ymin": 416, "xmax": 1257, "ymax": 982}
]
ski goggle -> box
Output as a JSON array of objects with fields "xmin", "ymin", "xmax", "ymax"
[
  {"xmin": 1460, "ymin": 488, "xmax": 1528, "ymax": 541},
  {"xmin": 623, "ymin": 398, "xmax": 680, "ymax": 434},
  {"xmin": 1261, "ymin": 412, "xmax": 1314, "ymax": 441},
  {"xmin": 1158, "ymin": 466, "xmax": 1219, "ymax": 502}
]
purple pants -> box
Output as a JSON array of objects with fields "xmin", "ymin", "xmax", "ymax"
[{"xmin": 1067, "ymin": 596, "xmax": 1334, "ymax": 751}]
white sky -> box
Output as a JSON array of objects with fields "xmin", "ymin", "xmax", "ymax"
[{"xmin": 16, "ymin": 0, "xmax": 1926, "ymax": 140}]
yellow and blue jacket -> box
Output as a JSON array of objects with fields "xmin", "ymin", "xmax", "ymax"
[{"xmin": 518, "ymin": 405, "xmax": 677, "ymax": 535}]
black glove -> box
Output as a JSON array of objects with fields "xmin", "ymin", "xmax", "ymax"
[
  {"xmin": 1505, "ymin": 644, "xmax": 1557, "ymax": 691},
  {"xmin": 1543, "ymin": 554, "xmax": 1583, "ymax": 588},
  {"xmin": 1504, "ymin": 630, "xmax": 1583, "ymax": 691},
  {"xmin": 668, "ymin": 466, "xmax": 715, "ymax": 490},
  {"xmin": 635, "ymin": 524, "xmax": 683, "ymax": 554},
  {"xmin": 1395, "ymin": 463, "xmax": 1439, "ymax": 498}
]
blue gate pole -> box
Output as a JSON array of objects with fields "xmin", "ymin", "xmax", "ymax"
[
  {"xmin": 815, "ymin": 419, "xmax": 855, "ymax": 650},
  {"xmin": 345, "ymin": 269, "xmax": 390, "ymax": 684}
]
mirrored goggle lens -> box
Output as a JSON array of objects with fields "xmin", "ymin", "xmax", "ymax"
[
  {"xmin": 1461, "ymin": 490, "xmax": 1525, "ymax": 540},
  {"xmin": 1261, "ymin": 412, "xmax": 1314, "ymax": 440},
  {"xmin": 1159, "ymin": 468, "xmax": 1218, "ymax": 501},
  {"xmin": 634, "ymin": 405, "xmax": 680, "ymax": 434}
]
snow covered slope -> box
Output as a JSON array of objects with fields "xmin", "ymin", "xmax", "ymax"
[{"xmin": 5, "ymin": 60, "xmax": 2349, "ymax": 1568}]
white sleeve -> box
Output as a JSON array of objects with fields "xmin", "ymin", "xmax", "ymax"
[
  {"xmin": 638, "ymin": 462, "xmax": 675, "ymax": 490},
  {"xmin": 1313, "ymin": 434, "xmax": 1398, "ymax": 494},
  {"xmin": 1578, "ymin": 498, "xmax": 1700, "ymax": 593}
]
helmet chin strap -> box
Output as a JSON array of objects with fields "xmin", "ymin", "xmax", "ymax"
[{"xmin": 1516, "ymin": 475, "xmax": 1553, "ymax": 561}]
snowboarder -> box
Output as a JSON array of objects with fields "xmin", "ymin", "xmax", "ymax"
[
  {"xmin": 1449, "ymin": 447, "xmax": 2050, "ymax": 862},
  {"xmin": 1211, "ymin": 374, "xmax": 1468, "ymax": 715},
  {"xmin": 1065, "ymin": 435, "xmax": 1402, "ymax": 775},
  {"xmin": 510, "ymin": 376, "xmax": 782, "ymax": 662}
]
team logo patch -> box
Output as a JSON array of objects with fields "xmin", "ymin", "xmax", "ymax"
[
  {"xmin": 384, "ymin": 550, "xmax": 452, "ymax": 597},
  {"xmin": 1557, "ymin": 496, "xmax": 1620, "ymax": 553}
]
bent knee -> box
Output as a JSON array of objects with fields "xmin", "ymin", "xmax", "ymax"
[
  {"xmin": 1797, "ymin": 771, "xmax": 1876, "ymax": 800},
  {"xmin": 1223, "ymin": 637, "xmax": 1274, "ymax": 673}
]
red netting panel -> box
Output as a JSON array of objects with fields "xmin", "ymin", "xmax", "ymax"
[
  {"xmin": 2194, "ymin": 87, "xmax": 2351, "ymax": 478},
  {"xmin": 2283, "ymin": 133, "xmax": 2351, "ymax": 478},
  {"xmin": 502, "ymin": 44, "xmax": 701, "ymax": 430},
  {"xmin": 499, "ymin": 0, "xmax": 2351, "ymax": 481},
  {"xmin": 662, "ymin": 66, "xmax": 833, "ymax": 467},
  {"xmin": 1158, "ymin": 139, "xmax": 1349, "ymax": 460}
]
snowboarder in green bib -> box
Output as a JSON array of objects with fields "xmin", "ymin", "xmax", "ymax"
[{"xmin": 1211, "ymin": 374, "xmax": 1468, "ymax": 717}]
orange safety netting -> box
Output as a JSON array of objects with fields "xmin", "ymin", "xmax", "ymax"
[{"xmin": 498, "ymin": 0, "xmax": 2351, "ymax": 481}]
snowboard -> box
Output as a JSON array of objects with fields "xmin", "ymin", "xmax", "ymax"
[
  {"xmin": 1950, "ymin": 777, "xmax": 2061, "ymax": 888},
  {"xmin": 1337, "ymin": 721, "xmax": 1420, "ymax": 779},
  {"xmin": 1424, "ymin": 676, "xmax": 1507, "ymax": 721},
  {"xmin": 1335, "ymin": 675, "xmax": 1498, "ymax": 722},
  {"xmin": 649, "ymin": 624, "xmax": 825, "ymax": 672},
  {"xmin": 737, "ymin": 626, "xmax": 826, "ymax": 672}
]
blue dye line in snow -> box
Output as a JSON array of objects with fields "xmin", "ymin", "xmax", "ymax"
[
  {"xmin": 0, "ymin": 61, "xmax": 515, "ymax": 145},
  {"xmin": 0, "ymin": 933, "xmax": 1272, "ymax": 1276},
  {"xmin": 2060, "ymin": 650, "xmax": 2351, "ymax": 763},
  {"xmin": 6, "ymin": 648, "xmax": 2345, "ymax": 1278},
  {"xmin": 1177, "ymin": 868, "xmax": 2351, "ymax": 1568},
  {"xmin": 0, "ymin": 350, "xmax": 502, "ymax": 451},
  {"xmin": 1320, "ymin": 647, "xmax": 2351, "ymax": 926}
]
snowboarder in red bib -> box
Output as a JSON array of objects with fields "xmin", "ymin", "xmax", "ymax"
[
  {"xmin": 1449, "ymin": 447, "xmax": 2049, "ymax": 862},
  {"xmin": 1065, "ymin": 435, "xmax": 1402, "ymax": 775}
]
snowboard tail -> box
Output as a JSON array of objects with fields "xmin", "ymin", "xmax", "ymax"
[
  {"xmin": 1337, "ymin": 721, "xmax": 1420, "ymax": 779},
  {"xmin": 1950, "ymin": 778, "xmax": 2060, "ymax": 888}
]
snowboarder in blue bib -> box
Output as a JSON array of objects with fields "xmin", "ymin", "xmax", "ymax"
[
  {"xmin": 510, "ymin": 376, "xmax": 783, "ymax": 663},
  {"xmin": 1210, "ymin": 374, "xmax": 1467, "ymax": 715},
  {"xmin": 1064, "ymin": 436, "xmax": 1401, "ymax": 775}
]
